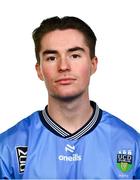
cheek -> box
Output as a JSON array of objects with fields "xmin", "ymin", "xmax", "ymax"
[
  {"xmin": 74, "ymin": 65, "xmax": 91, "ymax": 87},
  {"xmin": 41, "ymin": 66, "xmax": 53, "ymax": 84},
  {"xmin": 79, "ymin": 65, "xmax": 91, "ymax": 80}
]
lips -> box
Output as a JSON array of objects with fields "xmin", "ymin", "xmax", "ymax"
[{"xmin": 55, "ymin": 77, "xmax": 76, "ymax": 85}]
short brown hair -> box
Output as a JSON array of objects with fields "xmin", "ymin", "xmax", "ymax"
[{"xmin": 32, "ymin": 16, "xmax": 97, "ymax": 64}]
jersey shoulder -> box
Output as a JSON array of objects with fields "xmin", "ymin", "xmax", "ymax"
[
  {"xmin": 0, "ymin": 111, "xmax": 40, "ymax": 146},
  {"xmin": 100, "ymin": 110, "xmax": 140, "ymax": 178},
  {"xmin": 101, "ymin": 110, "xmax": 140, "ymax": 141}
]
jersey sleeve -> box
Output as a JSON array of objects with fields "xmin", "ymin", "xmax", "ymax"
[
  {"xmin": 134, "ymin": 134, "xmax": 140, "ymax": 179},
  {"xmin": 135, "ymin": 164, "xmax": 140, "ymax": 179},
  {"xmin": 0, "ymin": 135, "xmax": 13, "ymax": 179},
  {"xmin": 0, "ymin": 156, "xmax": 12, "ymax": 179}
]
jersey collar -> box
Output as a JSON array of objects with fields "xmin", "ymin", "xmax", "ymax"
[{"xmin": 39, "ymin": 101, "xmax": 102, "ymax": 140}]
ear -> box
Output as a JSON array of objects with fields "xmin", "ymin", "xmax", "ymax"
[
  {"xmin": 35, "ymin": 63, "xmax": 44, "ymax": 81},
  {"xmin": 90, "ymin": 56, "xmax": 98, "ymax": 75}
]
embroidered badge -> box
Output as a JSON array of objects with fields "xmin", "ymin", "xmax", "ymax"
[
  {"xmin": 117, "ymin": 150, "xmax": 133, "ymax": 173},
  {"xmin": 16, "ymin": 146, "xmax": 28, "ymax": 173}
]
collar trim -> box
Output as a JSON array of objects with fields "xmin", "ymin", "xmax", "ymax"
[{"xmin": 40, "ymin": 101, "xmax": 102, "ymax": 140}]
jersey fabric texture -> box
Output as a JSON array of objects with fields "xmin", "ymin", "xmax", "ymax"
[{"xmin": 0, "ymin": 101, "xmax": 140, "ymax": 179}]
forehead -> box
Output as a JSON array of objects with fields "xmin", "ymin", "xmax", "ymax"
[{"xmin": 40, "ymin": 29, "xmax": 88, "ymax": 51}]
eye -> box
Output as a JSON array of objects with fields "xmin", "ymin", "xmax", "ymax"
[
  {"xmin": 70, "ymin": 54, "xmax": 81, "ymax": 60},
  {"xmin": 46, "ymin": 56, "xmax": 56, "ymax": 61}
]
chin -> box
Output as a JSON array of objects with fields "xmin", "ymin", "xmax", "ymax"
[{"xmin": 52, "ymin": 91, "xmax": 84, "ymax": 102}]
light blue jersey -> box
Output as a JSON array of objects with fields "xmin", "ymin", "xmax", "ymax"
[{"xmin": 0, "ymin": 101, "xmax": 140, "ymax": 179}]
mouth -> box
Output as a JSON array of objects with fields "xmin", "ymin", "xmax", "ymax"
[{"xmin": 55, "ymin": 78, "xmax": 76, "ymax": 85}]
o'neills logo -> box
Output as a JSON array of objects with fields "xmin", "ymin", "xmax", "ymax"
[{"xmin": 58, "ymin": 153, "xmax": 82, "ymax": 161}]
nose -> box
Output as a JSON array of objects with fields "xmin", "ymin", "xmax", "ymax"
[{"xmin": 58, "ymin": 57, "xmax": 71, "ymax": 72}]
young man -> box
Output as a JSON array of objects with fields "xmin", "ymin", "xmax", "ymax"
[{"xmin": 0, "ymin": 16, "xmax": 140, "ymax": 179}]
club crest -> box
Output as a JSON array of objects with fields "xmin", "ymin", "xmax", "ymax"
[{"xmin": 117, "ymin": 150, "xmax": 133, "ymax": 173}]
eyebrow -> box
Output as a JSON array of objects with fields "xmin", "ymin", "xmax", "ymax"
[
  {"xmin": 42, "ymin": 46, "xmax": 85, "ymax": 56},
  {"xmin": 42, "ymin": 49, "xmax": 58, "ymax": 56},
  {"xmin": 67, "ymin": 47, "xmax": 85, "ymax": 53}
]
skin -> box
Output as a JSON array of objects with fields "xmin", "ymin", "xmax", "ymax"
[{"xmin": 36, "ymin": 29, "xmax": 98, "ymax": 133}]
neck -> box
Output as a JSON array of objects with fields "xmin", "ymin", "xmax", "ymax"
[{"xmin": 47, "ymin": 94, "xmax": 93, "ymax": 133}]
